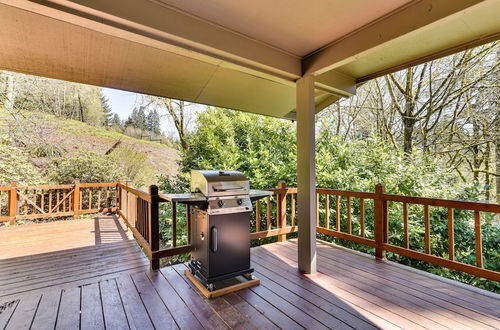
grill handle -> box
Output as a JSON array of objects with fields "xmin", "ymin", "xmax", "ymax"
[
  {"xmin": 211, "ymin": 226, "xmax": 218, "ymax": 253},
  {"xmin": 212, "ymin": 186, "xmax": 245, "ymax": 192}
]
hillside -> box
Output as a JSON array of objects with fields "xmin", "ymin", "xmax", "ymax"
[{"xmin": 0, "ymin": 107, "xmax": 179, "ymax": 186}]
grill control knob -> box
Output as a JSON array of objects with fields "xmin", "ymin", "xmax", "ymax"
[
  {"xmin": 217, "ymin": 200, "xmax": 224, "ymax": 207},
  {"xmin": 237, "ymin": 199, "xmax": 243, "ymax": 205}
]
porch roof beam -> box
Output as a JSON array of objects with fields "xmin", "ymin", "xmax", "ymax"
[
  {"xmin": 14, "ymin": 0, "xmax": 302, "ymax": 83},
  {"xmin": 302, "ymin": 0, "xmax": 491, "ymax": 76}
]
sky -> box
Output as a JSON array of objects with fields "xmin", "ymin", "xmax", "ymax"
[
  {"xmin": 102, "ymin": 87, "xmax": 140, "ymax": 120},
  {"xmin": 102, "ymin": 87, "xmax": 205, "ymax": 138}
]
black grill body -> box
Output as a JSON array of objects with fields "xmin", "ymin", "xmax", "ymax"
[{"xmin": 188, "ymin": 207, "xmax": 253, "ymax": 284}]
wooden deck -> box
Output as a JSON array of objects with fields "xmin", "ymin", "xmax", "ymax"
[
  {"xmin": 0, "ymin": 216, "xmax": 149, "ymax": 300},
  {"xmin": 0, "ymin": 224, "xmax": 499, "ymax": 330}
]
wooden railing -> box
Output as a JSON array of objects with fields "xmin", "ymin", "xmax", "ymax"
[
  {"xmin": 315, "ymin": 184, "xmax": 500, "ymax": 282},
  {"xmin": 0, "ymin": 181, "xmax": 118, "ymax": 224},
  {"xmin": 2, "ymin": 180, "xmax": 498, "ymax": 281},
  {"xmin": 117, "ymin": 180, "xmax": 299, "ymax": 269}
]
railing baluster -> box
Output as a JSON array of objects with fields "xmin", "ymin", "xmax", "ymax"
[
  {"xmin": 291, "ymin": 194, "xmax": 296, "ymax": 226},
  {"xmin": 266, "ymin": 196, "xmax": 271, "ymax": 230},
  {"xmin": 277, "ymin": 181, "xmax": 287, "ymax": 242},
  {"xmin": 56, "ymin": 189, "xmax": 60, "ymax": 213},
  {"xmin": 106, "ymin": 187, "xmax": 110, "ymax": 208},
  {"xmin": 23, "ymin": 189, "xmax": 28, "ymax": 215},
  {"xmin": 186, "ymin": 204, "xmax": 191, "ymax": 244},
  {"xmin": 347, "ymin": 196, "xmax": 352, "ymax": 234},
  {"xmin": 360, "ymin": 198, "xmax": 365, "ymax": 237},
  {"xmin": 448, "ymin": 208, "xmax": 454, "ymax": 261},
  {"xmin": 97, "ymin": 187, "xmax": 102, "ymax": 209},
  {"xmin": 256, "ymin": 200, "xmax": 260, "ymax": 232},
  {"xmin": 335, "ymin": 195, "xmax": 340, "ymax": 231},
  {"xmin": 172, "ymin": 201, "xmax": 177, "ymax": 247},
  {"xmin": 325, "ymin": 194, "xmax": 330, "ymax": 229},
  {"xmin": 424, "ymin": 204, "xmax": 430, "ymax": 254},
  {"xmin": 474, "ymin": 211, "xmax": 483, "ymax": 268},
  {"xmin": 49, "ymin": 190, "xmax": 52, "ymax": 213},
  {"xmin": 79, "ymin": 189, "xmax": 83, "ymax": 211},
  {"xmin": 88, "ymin": 188, "xmax": 92, "ymax": 210},
  {"xmin": 403, "ymin": 202, "xmax": 409, "ymax": 249}
]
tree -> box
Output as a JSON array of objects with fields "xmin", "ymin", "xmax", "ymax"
[
  {"xmin": 110, "ymin": 113, "xmax": 122, "ymax": 128},
  {"xmin": 143, "ymin": 97, "xmax": 193, "ymax": 150},
  {"xmin": 146, "ymin": 109, "xmax": 161, "ymax": 135},
  {"xmin": 100, "ymin": 92, "xmax": 113, "ymax": 126}
]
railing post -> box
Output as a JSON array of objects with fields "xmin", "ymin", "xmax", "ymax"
[
  {"xmin": 277, "ymin": 181, "xmax": 287, "ymax": 242},
  {"xmin": 9, "ymin": 182, "xmax": 17, "ymax": 226},
  {"xmin": 149, "ymin": 185, "xmax": 160, "ymax": 270},
  {"xmin": 73, "ymin": 180, "xmax": 80, "ymax": 220},
  {"xmin": 374, "ymin": 184, "xmax": 387, "ymax": 260}
]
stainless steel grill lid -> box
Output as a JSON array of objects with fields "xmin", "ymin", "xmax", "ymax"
[
  {"xmin": 191, "ymin": 170, "xmax": 250, "ymax": 197},
  {"xmin": 190, "ymin": 170, "xmax": 252, "ymax": 215}
]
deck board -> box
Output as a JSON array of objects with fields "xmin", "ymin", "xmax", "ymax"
[
  {"xmin": 0, "ymin": 221, "xmax": 499, "ymax": 329},
  {"xmin": 0, "ymin": 216, "xmax": 149, "ymax": 301}
]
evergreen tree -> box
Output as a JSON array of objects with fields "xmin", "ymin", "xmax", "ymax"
[
  {"xmin": 100, "ymin": 91, "xmax": 113, "ymax": 126},
  {"xmin": 111, "ymin": 113, "xmax": 122, "ymax": 128},
  {"xmin": 146, "ymin": 109, "xmax": 161, "ymax": 134},
  {"xmin": 125, "ymin": 107, "xmax": 138, "ymax": 127},
  {"xmin": 135, "ymin": 106, "xmax": 147, "ymax": 130}
]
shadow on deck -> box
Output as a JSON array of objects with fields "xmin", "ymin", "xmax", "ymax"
[{"xmin": 0, "ymin": 220, "xmax": 499, "ymax": 329}]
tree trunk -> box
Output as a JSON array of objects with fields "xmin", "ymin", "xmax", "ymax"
[
  {"xmin": 5, "ymin": 72, "xmax": 15, "ymax": 112},
  {"xmin": 484, "ymin": 141, "xmax": 491, "ymax": 201},
  {"xmin": 402, "ymin": 116, "xmax": 416, "ymax": 154}
]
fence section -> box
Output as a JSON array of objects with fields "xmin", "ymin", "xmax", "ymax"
[
  {"xmin": 315, "ymin": 183, "xmax": 500, "ymax": 282},
  {"xmin": 0, "ymin": 181, "xmax": 117, "ymax": 224},
  {"xmin": 2, "ymin": 180, "xmax": 498, "ymax": 281}
]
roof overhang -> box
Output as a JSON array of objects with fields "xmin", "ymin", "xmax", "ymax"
[{"xmin": 0, "ymin": 0, "xmax": 498, "ymax": 119}]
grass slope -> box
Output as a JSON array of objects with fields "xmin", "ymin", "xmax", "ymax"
[{"xmin": 0, "ymin": 108, "xmax": 178, "ymax": 185}]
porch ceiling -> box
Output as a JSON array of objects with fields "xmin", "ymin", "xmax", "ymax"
[{"xmin": 0, "ymin": 0, "xmax": 498, "ymax": 118}]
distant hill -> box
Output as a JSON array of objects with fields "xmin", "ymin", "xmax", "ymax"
[{"xmin": 0, "ymin": 107, "xmax": 179, "ymax": 186}]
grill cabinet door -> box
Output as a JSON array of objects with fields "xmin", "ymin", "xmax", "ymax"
[{"xmin": 208, "ymin": 212, "xmax": 251, "ymax": 278}]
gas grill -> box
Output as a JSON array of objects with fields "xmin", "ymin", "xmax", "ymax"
[{"xmin": 162, "ymin": 170, "xmax": 272, "ymax": 291}]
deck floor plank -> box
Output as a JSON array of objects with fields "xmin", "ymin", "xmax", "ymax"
[
  {"xmin": 0, "ymin": 300, "xmax": 18, "ymax": 329},
  {"xmin": 171, "ymin": 264, "xmax": 259, "ymax": 330},
  {"xmin": 0, "ymin": 219, "xmax": 499, "ymax": 330},
  {"xmin": 55, "ymin": 287, "xmax": 80, "ymax": 330},
  {"xmin": 159, "ymin": 267, "xmax": 231, "ymax": 330},
  {"xmin": 99, "ymin": 279, "xmax": 130, "ymax": 330},
  {"xmin": 276, "ymin": 242, "xmax": 487, "ymax": 330},
  {"xmin": 130, "ymin": 272, "xmax": 178, "ymax": 329},
  {"xmin": 4, "ymin": 294, "xmax": 40, "ymax": 330},
  {"xmin": 145, "ymin": 270, "xmax": 204, "ymax": 330},
  {"xmin": 81, "ymin": 282, "xmax": 105, "ymax": 330},
  {"xmin": 0, "ymin": 216, "xmax": 149, "ymax": 301},
  {"xmin": 115, "ymin": 274, "xmax": 154, "ymax": 330},
  {"xmin": 31, "ymin": 290, "xmax": 61, "ymax": 330}
]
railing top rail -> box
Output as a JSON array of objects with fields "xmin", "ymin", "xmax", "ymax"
[
  {"xmin": 117, "ymin": 183, "xmax": 152, "ymax": 202},
  {"xmin": 79, "ymin": 182, "xmax": 117, "ymax": 188},
  {"xmin": 316, "ymin": 188, "xmax": 376, "ymax": 199},
  {"xmin": 383, "ymin": 193, "xmax": 500, "ymax": 213},
  {"xmin": 16, "ymin": 184, "xmax": 74, "ymax": 190}
]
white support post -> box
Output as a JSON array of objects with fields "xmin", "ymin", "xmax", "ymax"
[{"xmin": 296, "ymin": 75, "xmax": 317, "ymax": 274}]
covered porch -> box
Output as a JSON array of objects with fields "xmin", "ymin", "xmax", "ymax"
[{"xmin": 1, "ymin": 0, "xmax": 499, "ymax": 274}]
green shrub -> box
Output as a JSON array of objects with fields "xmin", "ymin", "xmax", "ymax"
[
  {"xmin": 28, "ymin": 144, "xmax": 65, "ymax": 157},
  {"xmin": 47, "ymin": 151, "xmax": 122, "ymax": 184},
  {"xmin": 0, "ymin": 143, "xmax": 44, "ymax": 185},
  {"xmin": 109, "ymin": 145, "xmax": 154, "ymax": 187}
]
